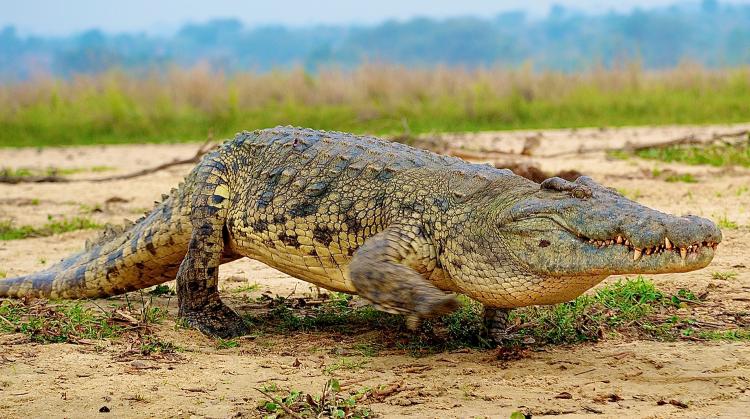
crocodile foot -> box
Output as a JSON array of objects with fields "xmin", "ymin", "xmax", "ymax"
[
  {"xmin": 180, "ymin": 302, "xmax": 250, "ymax": 338},
  {"xmin": 405, "ymin": 293, "xmax": 460, "ymax": 330},
  {"xmin": 484, "ymin": 307, "xmax": 512, "ymax": 345}
]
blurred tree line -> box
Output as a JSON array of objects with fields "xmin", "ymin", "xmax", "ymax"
[{"xmin": 1, "ymin": 0, "xmax": 749, "ymax": 80}]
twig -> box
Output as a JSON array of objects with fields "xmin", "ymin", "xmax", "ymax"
[
  {"xmin": 672, "ymin": 296, "xmax": 710, "ymax": 306},
  {"xmin": 583, "ymin": 406, "xmax": 604, "ymax": 414},
  {"xmin": 574, "ymin": 367, "xmax": 597, "ymax": 376},
  {"xmin": 89, "ymin": 300, "xmax": 109, "ymax": 316},
  {"xmin": 254, "ymin": 387, "xmax": 303, "ymax": 419}
]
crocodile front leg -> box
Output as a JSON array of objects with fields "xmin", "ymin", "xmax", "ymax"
[
  {"xmin": 349, "ymin": 223, "xmax": 459, "ymax": 329},
  {"xmin": 176, "ymin": 157, "xmax": 249, "ymax": 338}
]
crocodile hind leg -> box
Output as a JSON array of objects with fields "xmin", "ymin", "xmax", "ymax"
[
  {"xmin": 484, "ymin": 307, "xmax": 512, "ymax": 345},
  {"xmin": 349, "ymin": 223, "xmax": 459, "ymax": 329},
  {"xmin": 176, "ymin": 158, "xmax": 249, "ymax": 338}
]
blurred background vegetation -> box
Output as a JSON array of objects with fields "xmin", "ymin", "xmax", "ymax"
[
  {"xmin": 2, "ymin": 65, "xmax": 749, "ymax": 146},
  {"xmin": 1, "ymin": 0, "xmax": 749, "ymax": 146}
]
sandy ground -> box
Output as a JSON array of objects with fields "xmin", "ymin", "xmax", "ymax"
[{"xmin": 1, "ymin": 124, "xmax": 749, "ymax": 418}]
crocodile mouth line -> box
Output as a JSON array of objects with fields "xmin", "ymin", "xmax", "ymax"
[{"xmin": 579, "ymin": 234, "xmax": 719, "ymax": 261}]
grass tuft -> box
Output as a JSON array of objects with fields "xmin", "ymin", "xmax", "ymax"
[
  {"xmin": 634, "ymin": 142, "xmax": 750, "ymax": 168},
  {"xmin": 216, "ymin": 338, "xmax": 240, "ymax": 349},
  {"xmin": 0, "ymin": 299, "xmax": 121, "ymax": 343},
  {"xmin": 256, "ymin": 378, "xmax": 372, "ymax": 418},
  {"xmin": 664, "ymin": 173, "xmax": 698, "ymax": 183},
  {"xmin": 148, "ymin": 284, "xmax": 175, "ymax": 296},
  {"xmin": 711, "ymin": 271, "xmax": 737, "ymax": 281},
  {"xmin": 717, "ymin": 214, "xmax": 739, "ymax": 229},
  {"xmin": 0, "ymin": 216, "xmax": 101, "ymax": 241},
  {"xmin": 231, "ymin": 283, "xmax": 260, "ymax": 294},
  {"xmin": 696, "ymin": 329, "xmax": 750, "ymax": 341}
]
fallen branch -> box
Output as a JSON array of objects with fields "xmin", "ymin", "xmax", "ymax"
[
  {"xmin": 0, "ymin": 138, "xmax": 216, "ymax": 184},
  {"xmin": 90, "ymin": 139, "xmax": 215, "ymax": 182},
  {"xmin": 540, "ymin": 129, "xmax": 749, "ymax": 158}
]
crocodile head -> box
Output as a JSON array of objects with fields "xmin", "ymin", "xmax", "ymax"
[{"xmin": 446, "ymin": 175, "xmax": 722, "ymax": 307}]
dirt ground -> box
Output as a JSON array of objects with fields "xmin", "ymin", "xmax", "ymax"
[{"xmin": 1, "ymin": 124, "xmax": 749, "ymax": 418}]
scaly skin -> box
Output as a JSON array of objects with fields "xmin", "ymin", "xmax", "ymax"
[{"xmin": 0, "ymin": 127, "xmax": 722, "ymax": 339}]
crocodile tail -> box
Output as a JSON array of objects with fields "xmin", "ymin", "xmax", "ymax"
[{"xmin": 0, "ymin": 193, "xmax": 191, "ymax": 299}]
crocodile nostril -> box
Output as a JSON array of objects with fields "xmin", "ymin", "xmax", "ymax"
[
  {"xmin": 571, "ymin": 185, "xmax": 592, "ymax": 199},
  {"xmin": 539, "ymin": 239, "xmax": 551, "ymax": 247}
]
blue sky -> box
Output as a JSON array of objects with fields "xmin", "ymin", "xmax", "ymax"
[{"xmin": 2, "ymin": 0, "xmax": 749, "ymax": 36}]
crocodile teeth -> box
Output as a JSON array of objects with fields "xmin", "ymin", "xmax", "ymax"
[
  {"xmin": 680, "ymin": 247, "xmax": 687, "ymax": 260},
  {"xmin": 633, "ymin": 248, "xmax": 642, "ymax": 261},
  {"xmin": 645, "ymin": 247, "xmax": 652, "ymax": 255},
  {"xmin": 616, "ymin": 235, "xmax": 623, "ymax": 244},
  {"xmin": 624, "ymin": 239, "xmax": 631, "ymax": 247},
  {"xmin": 665, "ymin": 237, "xmax": 672, "ymax": 249}
]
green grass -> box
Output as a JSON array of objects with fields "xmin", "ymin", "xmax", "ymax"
[
  {"xmin": 696, "ymin": 329, "xmax": 750, "ymax": 341},
  {"xmin": 0, "ymin": 216, "xmax": 101, "ymax": 240},
  {"xmin": 664, "ymin": 173, "xmax": 698, "ymax": 183},
  {"xmin": 256, "ymin": 378, "xmax": 371, "ymax": 418},
  {"xmin": 1, "ymin": 279, "xmax": 741, "ymax": 352},
  {"xmin": 508, "ymin": 277, "xmax": 661, "ymax": 345},
  {"xmin": 143, "ymin": 306, "xmax": 168, "ymax": 324},
  {"xmin": 216, "ymin": 338, "xmax": 240, "ymax": 349},
  {"xmin": 711, "ymin": 271, "xmax": 738, "ymax": 281},
  {"xmin": 3, "ymin": 66, "xmax": 750, "ymax": 147},
  {"xmin": 242, "ymin": 277, "xmax": 738, "ymax": 352},
  {"xmin": 635, "ymin": 142, "xmax": 750, "ymax": 168},
  {"xmin": 148, "ymin": 284, "xmax": 176, "ymax": 296},
  {"xmin": 717, "ymin": 214, "xmax": 739, "ymax": 229},
  {"xmin": 0, "ymin": 299, "xmax": 121, "ymax": 343},
  {"xmin": 231, "ymin": 283, "xmax": 260, "ymax": 293}
]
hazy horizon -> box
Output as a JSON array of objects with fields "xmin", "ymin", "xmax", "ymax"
[{"xmin": 4, "ymin": 0, "xmax": 749, "ymax": 36}]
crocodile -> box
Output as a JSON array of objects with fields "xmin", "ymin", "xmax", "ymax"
[{"xmin": 0, "ymin": 127, "xmax": 722, "ymax": 340}]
